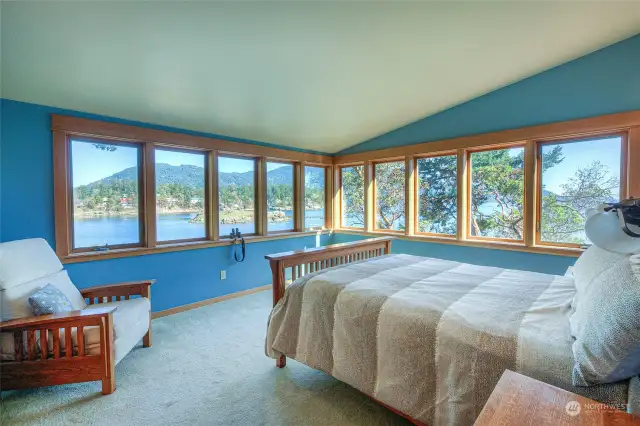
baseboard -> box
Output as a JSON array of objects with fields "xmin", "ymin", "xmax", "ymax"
[{"xmin": 151, "ymin": 284, "xmax": 272, "ymax": 319}]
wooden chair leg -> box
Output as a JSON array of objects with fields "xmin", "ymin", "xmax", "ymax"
[
  {"xmin": 276, "ymin": 355, "xmax": 286, "ymax": 368},
  {"xmin": 102, "ymin": 314, "xmax": 116, "ymax": 395},
  {"xmin": 102, "ymin": 376, "xmax": 115, "ymax": 395}
]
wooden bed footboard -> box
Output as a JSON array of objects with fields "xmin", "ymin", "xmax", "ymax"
[
  {"xmin": 265, "ymin": 236, "xmax": 393, "ymax": 367},
  {"xmin": 264, "ymin": 237, "xmax": 427, "ymax": 425}
]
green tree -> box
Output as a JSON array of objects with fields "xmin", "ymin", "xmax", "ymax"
[
  {"xmin": 341, "ymin": 145, "xmax": 614, "ymax": 244},
  {"xmin": 341, "ymin": 166, "xmax": 365, "ymax": 226},
  {"xmin": 375, "ymin": 162, "xmax": 405, "ymax": 230},
  {"xmin": 541, "ymin": 161, "xmax": 618, "ymax": 244},
  {"xmin": 416, "ymin": 156, "xmax": 457, "ymax": 234}
]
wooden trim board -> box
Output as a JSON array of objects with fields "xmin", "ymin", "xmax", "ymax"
[
  {"xmin": 62, "ymin": 230, "xmax": 332, "ymax": 264},
  {"xmin": 334, "ymin": 110, "xmax": 640, "ymax": 164},
  {"xmin": 151, "ymin": 285, "xmax": 271, "ymax": 319},
  {"xmin": 52, "ymin": 115, "xmax": 332, "ymax": 165},
  {"xmin": 335, "ymin": 229, "xmax": 582, "ymax": 257}
]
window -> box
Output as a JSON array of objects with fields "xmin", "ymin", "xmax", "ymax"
[
  {"xmin": 416, "ymin": 155, "xmax": 457, "ymax": 235},
  {"xmin": 267, "ymin": 162, "xmax": 294, "ymax": 232},
  {"xmin": 155, "ymin": 148, "xmax": 207, "ymax": 242},
  {"xmin": 304, "ymin": 166, "xmax": 326, "ymax": 229},
  {"xmin": 539, "ymin": 135, "xmax": 623, "ymax": 245},
  {"xmin": 469, "ymin": 147, "xmax": 525, "ymax": 240},
  {"xmin": 218, "ymin": 156, "xmax": 257, "ymax": 237},
  {"xmin": 374, "ymin": 161, "xmax": 405, "ymax": 231},
  {"xmin": 70, "ymin": 139, "xmax": 142, "ymax": 249},
  {"xmin": 341, "ymin": 165, "xmax": 365, "ymax": 228}
]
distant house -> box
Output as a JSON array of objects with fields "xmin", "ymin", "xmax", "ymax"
[{"xmin": 190, "ymin": 197, "xmax": 203, "ymax": 205}]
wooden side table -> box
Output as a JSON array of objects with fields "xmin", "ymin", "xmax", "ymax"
[{"xmin": 475, "ymin": 370, "xmax": 640, "ymax": 425}]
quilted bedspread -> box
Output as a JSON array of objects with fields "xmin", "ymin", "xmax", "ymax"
[{"xmin": 265, "ymin": 254, "xmax": 629, "ymax": 425}]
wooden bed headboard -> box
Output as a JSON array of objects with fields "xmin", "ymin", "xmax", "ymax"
[{"xmin": 265, "ymin": 237, "xmax": 394, "ymax": 307}]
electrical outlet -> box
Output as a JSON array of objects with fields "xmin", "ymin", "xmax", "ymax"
[{"xmin": 220, "ymin": 270, "xmax": 226, "ymax": 280}]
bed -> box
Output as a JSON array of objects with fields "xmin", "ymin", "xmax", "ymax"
[{"xmin": 264, "ymin": 237, "xmax": 635, "ymax": 425}]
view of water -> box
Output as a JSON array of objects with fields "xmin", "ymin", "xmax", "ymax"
[{"xmin": 73, "ymin": 210, "xmax": 325, "ymax": 248}]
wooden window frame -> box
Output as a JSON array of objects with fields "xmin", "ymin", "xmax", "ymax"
[
  {"xmin": 154, "ymin": 145, "xmax": 211, "ymax": 245},
  {"xmin": 534, "ymin": 132, "xmax": 629, "ymax": 249},
  {"xmin": 302, "ymin": 164, "xmax": 330, "ymax": 231},
  {"xmin": 372, "ymin": 158, "xmax": 406, "ymax": 234},
  {"xmin": 332, "ymin": 111, "xmax": 640, "ymax": 257},
  {"xmin": 338, "ymin": 164, "xmax": 366, "ymax": 230},
  {"xmin": 217, "ymin": 153, "xmax": 260, "ymax": 239},
  {"xmin": 66, "ymin": 137, "xmax": 147, "ymax": 253},
  {"xmin": 265, "ymin": 159, "xmax": 296, "ymax": 234},
  {"xmin": 52, "ymin": 115, "xmax": 332, "ymax": 262},
  {"xmin": 466, "ymin": 143, "xmax": 527, "ymax": 244},
  {"xmin": 413, "ymin": 151, "xmax": 458, "ymax": 239}
]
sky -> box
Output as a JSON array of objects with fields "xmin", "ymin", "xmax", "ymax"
[
  {"xmin": 71, "ymin": 139, "xmax": 290, "ymax": 186},
  {"xmin": 71, "ymin": 137, "xmax": 623, "ymax": 195},
  {"xmin": 541, "ymin": 136, "xmax": 621, "ymax": 195}
]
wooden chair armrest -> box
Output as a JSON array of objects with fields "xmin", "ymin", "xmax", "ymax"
[
  {"xmin": 0, "ymin": 306, "xmax": 117, "ymax": 331},
  {"xmin": 80, "ymin": 280, "xmax": 155, "ymax": 300}
]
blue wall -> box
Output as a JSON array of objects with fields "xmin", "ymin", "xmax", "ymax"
[
  {"xmin": 6, "ymin": 34, "xmax": 637, "ymax": 299},
  {"xmin": 330, "ymin": 233, "xmax": 574, "ymax": 275},
  {"xmin": 329, "ymin": 34, "xmax": 640, "ymax": 274},
  {"xmin": 0, "ymin": 98, "xmax": 330, "ymax": 312},
  {"xmin": 340, "ymin": 34, "xmax": 640, "ymax": 155}
]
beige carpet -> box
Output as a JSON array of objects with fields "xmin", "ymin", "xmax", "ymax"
[{"xmin": 1, "ymin": 291, "xmax": 410, "ymax": 426}]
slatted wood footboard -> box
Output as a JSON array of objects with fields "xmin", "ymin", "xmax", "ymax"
[
  {"xmin": 265, "ymin": 236, "xmax": 394, "ymax": 367},
  {"xmin": 264, "ymin": 236, "xmax": 429, "ymax": 426}
]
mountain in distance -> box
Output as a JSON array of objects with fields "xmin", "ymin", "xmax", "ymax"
[{"xmin": 80, "ymin": 163, "xmax": 325, "ymax": 189}]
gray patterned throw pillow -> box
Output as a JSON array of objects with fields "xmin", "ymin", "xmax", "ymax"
[{"xmin": 28, "ymin": 284, "xmax": 74, "ymax": 316}]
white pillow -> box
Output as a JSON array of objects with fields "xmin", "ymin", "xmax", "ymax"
[
  {"xmin": 1, "ymin": 270, "xmax": 86, "ymax": 321},
  {"xmin": 572, "ymin": 256, "xmax": 640, "ymax": 385},
  {"xmin": 571, "ymin": 245, "xmax": 625, "ymax": 309},
  {"xmin": 632, "ymin": 254, "xmax": 640, "ymax": 280}
]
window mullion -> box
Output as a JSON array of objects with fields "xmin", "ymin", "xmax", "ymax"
[
  {"xmin": 456, "ymin": 149, "xmax": 468, "ymax": 241},
  {"xmin": 405, "ymin": 156, "xmax": 415, "ymax": 236},
  {"xmin": 208, "ymin": 151, "xmax": 219, "ymax": 241},
  {"xmin": 334, "ymin": 167, "xmax": 343, "ymax": 229},
  {"xmin": 144, "ymin": 143, "xmax": 157, "ymax": 249},
  {"xmin": 325, "ymin": 165, "xmax": 334, "ymax": 230},
  {"xmin": 294, "ymin": 163, "xmax": 304, "ymax": 232},
  {"xmin": 628, "ymin": 127, "xmax": 640, "ymax": 198},
  {"xmin": 364, "ymin": 161, "xmax": 374, "ymax": 232},
  {"xmin": 257, "ymin": 157, "xmax": 268, "ymax": 236},
  {"xmin": 524, "ymin": 141, "xmax": 537, "ymax": 248}
]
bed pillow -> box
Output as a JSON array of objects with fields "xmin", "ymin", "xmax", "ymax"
[
  {"xmin": 632, "ymin": 254, "xmax": 640, "ymax": 280},
  {"xmin": 572, "ymin": 256, "xmax": 640, "ymax": 385},
  {"xmin": 28, "ymin": 284, "xmax": 74, "ymax": 316},
  {"xmin": 571, "ymin": 245, "xmax": 625, "ymax": 309}
]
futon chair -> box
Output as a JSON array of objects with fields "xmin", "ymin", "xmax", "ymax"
[{"xmin": 0, "ymin": 238, "xmax": 154, "ymax": 394}]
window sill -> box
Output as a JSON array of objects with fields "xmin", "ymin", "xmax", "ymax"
[
  {"xmin": 334, "ymin": 229, "xmax": 583, "ymax": 257},
  {"xmin": 60, "ymin": 230, "xmax": 332, "ymax": 264}
]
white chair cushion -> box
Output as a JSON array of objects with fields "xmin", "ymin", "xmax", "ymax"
[
  {"xmin": 84, "ymin": 297, "xmax": 151, "ymax": 340},
  {"xmin": 1, "ymin": 297, "xmax": 151, "ymax": 364},
  {"xmin": 1, "ymin": 270, "xmax": 86, "ymax": 321},
  {"xmin": 0, "ymin": 238, "xmax": 63, "ymax": 290}
]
